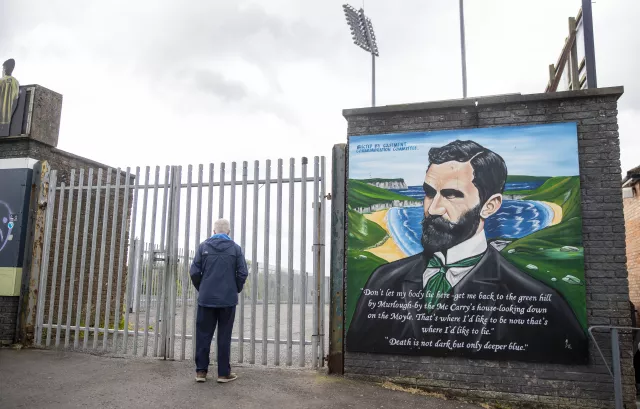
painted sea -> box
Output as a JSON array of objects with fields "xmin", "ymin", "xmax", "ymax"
[{"xmin": 388, "ymin": 184, "xmax": 554, "ymax": 257}]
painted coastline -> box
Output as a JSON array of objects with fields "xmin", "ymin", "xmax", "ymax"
[{"xmin": 363, "ymin": 199, "xmax": 562, "ymax": 263}]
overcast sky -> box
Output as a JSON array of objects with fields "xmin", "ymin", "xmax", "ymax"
[{"xmin": 2, "ymin": 0, "xmax": 638, "ymax": 173}]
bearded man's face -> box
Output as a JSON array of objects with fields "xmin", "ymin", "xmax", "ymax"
[{"xmin": 421, "ymin": 160, "xmax": 483, "ymax": 254}]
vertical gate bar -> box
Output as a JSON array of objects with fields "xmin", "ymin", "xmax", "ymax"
[
  {"xmin": 286, "ymin": 158, "xmax": 295, "ymax": 366},
  {"xmin": 122, "ymin": 168, "xmax": 140, "ymax": 353},
  {"xmin": 612, "ymin": 328, "xmax": 624, "ymax": 409},
  {"xmin": 299, "ymin": 157, "xmax": 308, "ymax": 367},
  {"xmin": 153, "ymin": 166, "xmax": 171, "ymax": 356},
  {"xmin": 73, "ymin": 169, "xmax": 92, "ymax": 348},
  {"xmin": 207, "ymin": 164, "xmax": 214, "ymax": 236},
  {"xmin": 311, "ymin": 157, "xmax": 320, "ymax": 368},
  {"xmin": 36, "ymin": 171, "xmax": 57, "ymax": 346},
  {"xmin": 56, "ymin": 170, "xmax": 75, "ymax": 348},
  {"xmin": 170, "ymin": 166, "xmax": 183, "ymax": 359},
  {"xmin": 160, "ymin": 167, "xmax": 175, "ymax": 359},
  {"xmin": 218, "ymin": 162, "xmax": 225, "ymax": 218},
  {"xmin": 262, "ymin": 160, "xmax": 271, "ymax": 365},
  {"xmin": 181, "ymin": 166, "xmax": 192, "ymax": 360},
  {"xmin": 83, "ymin": 169, "xmax": 103, "ymax": 349},
  {"xmin": 320, "ymin": 157, "xmax": 327, "ymax": 366},
  {"xmin": 112, "ymin": 168, "xmax": 131, "ymax": 352},
  {"xmin": 93, "ymin": 169, "xmax": 112, "ymax": 350},
  {"xmin": 230, "ymin": 163, "xmax": 237, "ymax": 238},
  {"xmin": 239, "ymin": 161, "xmax": 248, "ymax": 363},
  {"xmin": 159, "ymin": 166, "xmax": 170, "ymax": 251},
  {"xmin": 64, "ymin": 169, "xmax": 84, "ymax": 347},
  {"xmin": 102, "ymin": 169, "xmax": 121, "ymax": 350},
  {"xmin": 229, "ymin": 163, "xmax": 237, "ymax": 353},
  {"xmin": 211, "ymin": 163, "xmax": 221, "ymax": 364},
  {"xmin": 142, "ymin": 167, "xmax": 160, "ymax": 356},
  {"xmin": 274, "ymin": 159, "xmax": 283, "ymax": 366},
  {"xmin": 192, "ymin": 164, "xmax": 203, "ymax": 359},
  {"xmin": 250, "ymin": 160, "xmax": 259, "ymax": 364},
  {"xmin": 46, "ymin": 180, "xmax": 65, "ymax": 347},
  {"xmin": 132, "ymin": 167, "xmax": 150, "ymax": 355}
]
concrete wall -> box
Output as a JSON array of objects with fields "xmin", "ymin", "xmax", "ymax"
[
  {"xmin": 342, "ymin": 87, "xmax": 633, "ymax": 408},
  {"xmin": 0, "ymin": 137, "xmax": 132, "ymax": 344}
]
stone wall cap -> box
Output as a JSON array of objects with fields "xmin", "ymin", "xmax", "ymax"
[{"xmin": 342, "ymin": 86, "xmax": 624, "ymax": 118}]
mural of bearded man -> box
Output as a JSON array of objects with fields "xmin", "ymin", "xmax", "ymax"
[{"xmin": 347, "ymin": 140, "xmax": 587, "ymax": 364}]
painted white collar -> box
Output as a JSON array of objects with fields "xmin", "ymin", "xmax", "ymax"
[
  {"xmin": 433, "ymin": 229, "xmax": 488, "ymax": 265},
  {"xmin": 423, "ymin": 230, "xmax": 488, "ymax": 289}
]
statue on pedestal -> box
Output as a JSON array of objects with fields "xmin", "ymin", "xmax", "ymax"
[{"xmin": 0, "ymin": 59, "xmax": 19, "ymax": 136}]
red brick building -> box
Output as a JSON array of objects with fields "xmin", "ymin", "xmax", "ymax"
[{"xmin": 624, "ymin": 166, "xmax": 640, "ymax": 321}]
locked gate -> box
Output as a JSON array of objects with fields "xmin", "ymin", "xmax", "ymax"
[{"xmin": 33, "ymin": 157, "xmax": 328, "ymax": 368}]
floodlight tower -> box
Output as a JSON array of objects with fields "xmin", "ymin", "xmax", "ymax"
[{"xmin": 343, "ymin": 4, "xmax": 380, "ymax": 107}]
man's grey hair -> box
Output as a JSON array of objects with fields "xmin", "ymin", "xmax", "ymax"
[{"xmin": 213, "ymin": 218, "xmax": 231, "ymax": 234}]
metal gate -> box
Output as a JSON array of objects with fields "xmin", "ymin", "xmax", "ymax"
[{"xmin": 33, "ymin": 157, "xmax": 328, "ymax": 368}]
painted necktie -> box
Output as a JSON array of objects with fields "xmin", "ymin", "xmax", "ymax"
[{"xmin": 424, "ymin": 253, "xmax": 484, "ymax": 312}]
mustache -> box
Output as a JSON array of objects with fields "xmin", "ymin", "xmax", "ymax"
[{"xmin": 422, "ymin": 214, "xmax": 457, "ymax": 231}]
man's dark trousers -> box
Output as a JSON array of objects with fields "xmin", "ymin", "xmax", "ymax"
[{"xmin": 195, "ymin": 305, "xmax": 235, "ymax": 377}]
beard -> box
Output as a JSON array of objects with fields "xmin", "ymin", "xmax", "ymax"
[{"xmin": 421, "ymin": 204, "xmax": 483, "ymax": 255}]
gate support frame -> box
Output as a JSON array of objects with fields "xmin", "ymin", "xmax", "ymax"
[
  {"xmin": 328, "ymin": 144, "xmax": 346, "ymax": 374},
  {"xmin": 16, "ymin": 160, "xmax": 48, "ymax": 345},
  {"xmin": 161, "ymin": 166, "xmax": 181, "ymax": 359}
]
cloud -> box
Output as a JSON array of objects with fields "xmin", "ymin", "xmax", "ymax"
[
  {"xmin": 188, "ymin": 69, "xmax": 248, "ymax": 102},
  {"xmin": 0, "ymin": 0, "xmax": 638, "ymax": 174}
]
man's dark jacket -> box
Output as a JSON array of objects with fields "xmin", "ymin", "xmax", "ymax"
[
  {"xmin": 190, "ymin": 234, "xmax": 249, "ymax": 308},
  {"xmin": 347, "ymin": 246, "xmax": 588, "ymax": 364}
]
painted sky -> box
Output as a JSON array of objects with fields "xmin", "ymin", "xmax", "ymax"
[{"xmin": 348, "ymin": 122, "xmax": 579, "ymax": 186}]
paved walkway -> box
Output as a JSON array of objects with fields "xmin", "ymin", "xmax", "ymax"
[{"xmin": 0, "ymin": 349, "xmax": 479, "ymax": 409}]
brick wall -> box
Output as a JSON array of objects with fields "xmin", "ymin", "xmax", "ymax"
[
  {"xmin": 0, "ymin": 137, "xmax": 133, "ymax": 345},
  {"xmin": 0, "ymin": 296, "xmax": 19, "ymax": 345},
  {"xmin": 342, "ymin": 87, "xmax": 633, "ymax": 408},
  {"xmin": 624, "ymin": 184, "xmax": 640, "ymax": 322}
]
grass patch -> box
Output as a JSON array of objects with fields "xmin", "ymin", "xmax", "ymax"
[
  {"xmin": 523, "ymin": 176, "xmax": 581, "ymax": 221},
  {"xmin": 347, "ymin": 209, "xmax": 387, "ymax": 250},
  {"xmin": 345, "ymin": 249, "xmax": 387, "ymax": 331},
  {"xmin": 502, "ymin": 217, "xmax": 586, "ymax": 330},
  {"xmin": 506, "ymin": 175, "xmax": 551, "ymax": 183},
  {"xmin": 348, "ymin": 179, "xmax": 415, "ymax": 208}
]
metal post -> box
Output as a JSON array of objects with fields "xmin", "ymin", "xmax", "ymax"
[
  {"xmin": 611, "ymin": 328, "xmax": 623, "ymax": 409},
  {"xmin": 239, "ymin": 161, "xmax": 248, "ymax": 363},
  {"xmin": 582, "ymin": 0, "xmax": 598, "ymax": 88},
  {"xmin": 262, "ymin": 160, "xmax": 271, "ymax": 365},
  {"xmin": 286, "ymin": 158, "xmax": 295, "ymax": 366},
  {"xmin": 329, "ymin": 145, "xmax": 346, "ymax": 374},
  {"xmin": 299, "ymin": 157, "xmax": 308, "ymax": 367},
  {"xmin": 274, "ymin": 159, "xmax": 283, "ymax": 366},
  {"xmin": 35, "ymin": 170, "xmax": 57, "ymax": 347},
  {"xmin": 371, "ymin": 52, "xmax": 376, "ymax": 107},
  {"xmin": 250, "ymin": 161, "xmax": 259, "ymax": 364},
  {"xmin": 65, "ymin": 169, "xmax": 83, "ymax": 348},
  {"xmin": 459, "ymin": 0, "xmax": 467, "ymax": 98},
  {"xmin": 312, "ymin": 157, "xmax": 320, "ymax": 368}
]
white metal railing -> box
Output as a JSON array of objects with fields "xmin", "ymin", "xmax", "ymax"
[{"xmin": 34, "ymin": 158, "xmax": 328, "ymax": 368}]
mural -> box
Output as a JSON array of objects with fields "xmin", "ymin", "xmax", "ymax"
[
  {"xmin": 346, "ymin": 123, "xmax": 588, "ymax": 364},
  {"xmin": 0, "ymin": 58, "xmax": 19, "ymax": 136},
  {"xmin": 0, "ymin": 200, "xmax": 14, "ymax": 254},
  {"xmin": 0, "ymin": 168, "xmax": 32, "ymax": 271}
]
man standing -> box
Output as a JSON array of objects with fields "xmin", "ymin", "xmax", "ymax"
[{"xmin": 190, "ymin": 218, "xmax": 248, "ymax": 383}]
